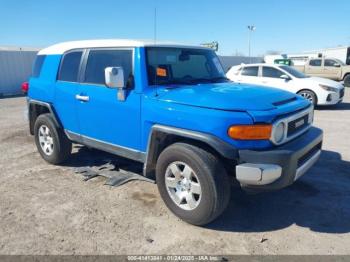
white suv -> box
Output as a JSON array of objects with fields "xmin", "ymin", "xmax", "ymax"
[{"xmin": 226, "ymin": 63, "xmax": 345, "ymax": 106}]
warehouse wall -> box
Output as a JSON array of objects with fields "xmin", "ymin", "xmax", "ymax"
[
  {"xmin": 219, "ymin": 56, "xmax": 264, "ymax": 72},
  {"xmin": 0, "ymin": 50, "xmax": 37, "ymax": 96}
]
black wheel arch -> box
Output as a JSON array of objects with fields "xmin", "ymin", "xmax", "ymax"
[
  {"xmin": 143, "ymin": 125, "xmax": 238, "ymax": 178},
  {"xmin": 28, "ymin": 99, "xmax": 62, "ymax": 135}
]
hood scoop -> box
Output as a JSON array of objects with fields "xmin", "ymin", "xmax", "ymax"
[{"xmin": 272, "ymin": 97, "xmax": 297, "ymax": 106}]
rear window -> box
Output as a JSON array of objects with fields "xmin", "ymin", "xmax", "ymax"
[
  {"xmin": 32, "ymin": 55, "xmax": 46, "ymax": 78},
  {"xmin": 309, "ymin": 59, "xmax": 321, "ymax": 66},
  {"xmin": 241, "ymin": 66, "xmax": 259, "ymax": 77},
  {"xmin": 58, "ymin": 51, "xmax": 83, "ymax": 82}
]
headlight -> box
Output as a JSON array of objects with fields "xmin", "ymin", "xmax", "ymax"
[
  {"xmin": 319, "ymin": 84, "xmax": 338, "ymax": 92},
  {"xmin": 273, "ymin": 122, "xmax": 285, "ymax": 144}
]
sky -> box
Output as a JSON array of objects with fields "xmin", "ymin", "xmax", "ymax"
[{"xmin": 1, "ymin": 0, "xmax": 349, "ymax": 56}]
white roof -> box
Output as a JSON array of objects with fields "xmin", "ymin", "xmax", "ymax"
[{"xmin": 38, "ymin": 39, "xmax": 208, "ymax": 55}]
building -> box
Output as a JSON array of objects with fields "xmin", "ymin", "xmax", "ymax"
[{"xmin": 0, "ymin": 46, "xmax": 40, "ymax": 97}]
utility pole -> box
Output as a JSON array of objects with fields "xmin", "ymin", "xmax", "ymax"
[{"xmin": 247, "ymin": 25, "xmax": 256, "ymax": 63}]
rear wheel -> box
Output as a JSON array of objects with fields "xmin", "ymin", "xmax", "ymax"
[
  {"xmin": 298, "ymin": 90, "xmax": 317, "ymax": 106},
  {"xmin": 34, "ymin": 114, "xmax": 72, "ymax": 164},
  {"xmin": 156, "ymin": 143, "xmax": 231, "ymax": 226},
  {"xmin": 344, "ymin": 74, "xmax": 350, "ymax": 87}
]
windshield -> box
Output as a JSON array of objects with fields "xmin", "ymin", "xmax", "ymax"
[
  {"xmin": 146, "ymin": 47, "xmax": 229, "ymax": 86},
  {"xmin": 279, "ymin": 65, "xmax": 308, "ymax": 78}
]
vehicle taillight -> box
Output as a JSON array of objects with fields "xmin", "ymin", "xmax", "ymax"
[{"xmin": 21, "ymin": 82, "xmax": 29, "ymax": 94}]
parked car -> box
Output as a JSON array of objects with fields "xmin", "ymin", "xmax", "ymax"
[
  {"xmin": 227, "ymin": 63, "xmax": 345, "ymax": 106},
  {"xmin": 27, "ymin": 40, "xmax": 323, "ymax": 225},
  {"xmin": 292, "ymin": 57, "xmax": 350, "ymax": 87}
]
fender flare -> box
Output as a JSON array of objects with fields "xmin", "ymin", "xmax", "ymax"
[
  {"xmin": 28, "ymin": 99, "xmax": 62, "ymax": 133},
  {"xmin": 143, "ymin": 124, "xmax": 238, "ymax": 177}
]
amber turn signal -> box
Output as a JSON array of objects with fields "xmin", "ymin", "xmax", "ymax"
[{"xmin": 228, "ymin": 125, "xmax": 272, "ymax": 140}]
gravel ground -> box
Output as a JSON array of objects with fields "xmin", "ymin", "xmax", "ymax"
[{"xmin": 0, "ymin": 92, "xmax": 350, "ymax": 255}]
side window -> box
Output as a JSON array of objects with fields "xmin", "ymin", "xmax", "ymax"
[
  {"xmin": 84, "ymin": 49, "xmax": 134, "ymax": 87},
  {"xmin": 309, "ymin": 59, "xmax": 322, "ymax": 66},
  {"xmin": 324, "ymin": 59, "xmax": 337, "ymax": 67},
  {"xmin": 32, "ymin": 55, "xmax": 46, "ymax": 78},
  {"xmin": 241, "ymin": 66, "xmax": 259, "ymax": 77},
  {"xmin": 58, "ymin": 51, "xmax": 83, "ymax": 82},
  {"xmin": 262, "ymin": 67, "xmax": 284, "ymax": 78}
]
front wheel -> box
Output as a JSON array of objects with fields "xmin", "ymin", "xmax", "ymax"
[
  {"xmin": 298, "ymin": 90, "xmax": 317, "ymax": 106},
  {"xmin": 156, "ymin": 143, "xmax": 231, "ymax": 226}
]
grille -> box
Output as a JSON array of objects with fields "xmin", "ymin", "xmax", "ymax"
[
  {"xmin": 340, "ymin": 88, "xmax": 345, "ymax": 98},
  {"xmin": 287, "ymin": 114, "xmax": 309, "ymax": 137},
  {"xmin": 297, "ymin": 142, "xmax": 322, "ymax": 168}
]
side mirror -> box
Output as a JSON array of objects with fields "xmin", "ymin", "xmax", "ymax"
[
  {"xmin": 280, "ymin": 74, "xmax": 291, "ymax": 81},
  {"xmin": 105, "ymin": 67, "xmax": 126, "ymax": 101},
  {"xmin": 105, "ymin": 67, "xmax": 124, "ymax": 89},
  {"xmin": 334, "ymin": 63, "xmax": 341, "ymax": 68}
]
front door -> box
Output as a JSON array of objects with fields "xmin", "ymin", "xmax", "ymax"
[
  {"xmin": 259, "ymin": 66, "xmax": 293, "ymax": 92},
  {"xmin": 76, "ymin": 49, "xmax": 141, "ymax": 152},
  {"xmin": 324, "ymin": 59, "xmax": 342, "ymax": 80}
]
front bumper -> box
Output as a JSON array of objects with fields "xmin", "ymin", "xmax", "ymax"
[
  {"xmin": 236, "ymin": 127, "xmax": 323, "ymax": 191},
  {"xmin": 319, "ymin": 88, "xmax": 345, "ymax": 105}
]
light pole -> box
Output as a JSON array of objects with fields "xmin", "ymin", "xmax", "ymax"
[{"xmin": 247, "ymin": 25, "xmax": 256, "ymax": 63}]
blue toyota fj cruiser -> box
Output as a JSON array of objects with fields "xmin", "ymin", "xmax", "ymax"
[{"xmin": 27, "ymin": 40, "xmax": 323, "ymax": 225}]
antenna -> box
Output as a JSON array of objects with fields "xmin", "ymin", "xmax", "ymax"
[
  {"xmin": 154, "ymin": 6, "xmax": 157, "ymax": 45},
  {"xmin": 153, "ymin": 4, "xmax": 159, "ymax": 96}
]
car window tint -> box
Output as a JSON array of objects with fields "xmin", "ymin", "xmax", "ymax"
[
  {"xmin": 309, "ymin": 59, "xmax": 322, "ymax": 66},
  {"xmin": 262, "ymin": 67, "xmax": 284, "ymax": 78},
  {"xmin": 84, "ymin": 49, "xmax": 133, "ymax": 87},
  {"xmin": 324, "ymin": 59, "xmax": 337, "ymax": 67},
  {"xmin": 58, "ymin": 51, "xmax": 83, "ymax": 82},
  {"xmin": 241, "ymin": 66, "xmax": 258, "ymax": 76},
  {"xmin": 32, "ymin": 55, "xmax": 46, "ymax": 78}
]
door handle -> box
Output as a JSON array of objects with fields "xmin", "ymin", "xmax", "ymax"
[{"xmin": 75, "ymin": 94, "xmax": 89, "ymax": 102}]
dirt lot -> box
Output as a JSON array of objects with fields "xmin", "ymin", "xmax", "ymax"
[{"xmin": 0, "ymin": 92, "xmax": 350, "ymax": 255}]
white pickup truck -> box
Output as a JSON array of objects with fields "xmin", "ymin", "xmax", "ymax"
[{"xmin": 293, "ymin": 57, "xmax": 350, "ymax": 87}]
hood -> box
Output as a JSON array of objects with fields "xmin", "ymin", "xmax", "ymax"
[
  {"xmin": 156, "ymin": 82, "xmax": 299, "ymax": 111},
  {"xmin": 301, "ymin": 77, "xmax": 344, "ymax": 88}
]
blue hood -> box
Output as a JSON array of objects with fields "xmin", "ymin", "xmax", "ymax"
[{"xmin": 156, "ymin": 82, "xmax": 300, "ymax": 111}]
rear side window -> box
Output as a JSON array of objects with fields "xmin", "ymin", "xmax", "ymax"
[
  {"xmin": 262, "ymin": 67, "xmax": 284, "ymax": 78},
  {"xmin": 309, "ymin": 59, "xmax": 321, "ymax": 66},
  {"xmin": 84, "ymin": 49, "xmax": 133, "ymax": 87},
  {"xmin": 241, "ymin": 66, "xmax": 259, "ymax": 77},
  {"xmin": 32, "ymin": 55, "xmax": 46, "ymax": 78},
  {"xmin": 58, "ymin": 51, "xmax": 83, "ymax": 82}
]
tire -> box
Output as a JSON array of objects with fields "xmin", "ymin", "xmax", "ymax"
[
  {"xmin": 156, "ymin": 143, "xmax": 231, "ymax": 226},
  {"xmin": 298, "ymin": 90, "xmax": 317, "ymax": 106},
  {"xmin": 34, "ymin": 113, "xmax": 72, "ymax": 164},
  {"xmin": 344, "ymin": 74, "xmax": 350, "ymax": 87}
]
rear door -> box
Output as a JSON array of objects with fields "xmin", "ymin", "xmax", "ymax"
[
  {"xmin": 236, "ymin": 66, "xmax": 261, "ymax": 85},
  {"xmin": 54, "ymin": 50, "xmax": 83, "ymax": 134},
  {"xmin": 76, "ymin": 48, "xmax": 141, "ymax": 151},
  {"xmin": 305, "ymin": 59, "xmax": 323, "ymax": 77}
]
